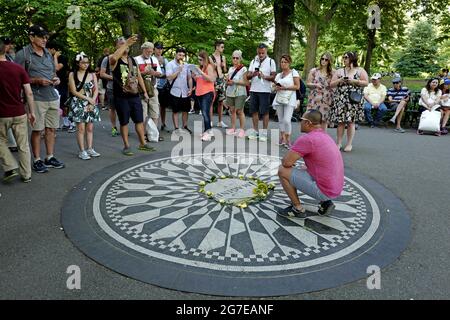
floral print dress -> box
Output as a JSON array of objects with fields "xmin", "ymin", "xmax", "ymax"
[
  {"xmin": 306, "ymin": 68, "xmax": 334, "ymax": 121},
  {"xmin": 68, "ymin": 80, "xmax": 101, "ymax": 123},
  {"xmin": 329, "ymin": 69, "xmax": 365, "ymax": 123}
]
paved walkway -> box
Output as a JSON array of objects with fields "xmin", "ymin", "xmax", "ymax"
[{"xmin": 1, "ymin": 110, "xmax": 449, "ymax": 299}]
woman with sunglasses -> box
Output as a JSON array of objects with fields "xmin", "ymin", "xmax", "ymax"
[
  {"xmin": 329, "ymin": 51, "xmax": 368, "ymax": 152},
  {"xmin": 68, "ymin": 52, "xmax": 101, "ymax": 160},
  {"xmin": 193, "ymin": 50, "xmax": 217, "ymax": 141},
  {"xmin": 225, "ymin": 50, "xmax": 248, "ymax": 138},
  {"xmin": 306, "ymin": 52, "xmax": 335, "ymax": 130}
]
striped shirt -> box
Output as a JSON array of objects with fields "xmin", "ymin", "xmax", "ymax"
[{"xmin": 387, "ymin": 87, "xmax": 411, "ymax": 102}]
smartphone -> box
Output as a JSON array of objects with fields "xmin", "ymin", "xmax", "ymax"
[{"xmin": 255, "ymin": 67, "xmax": 260, "ymax": 72}]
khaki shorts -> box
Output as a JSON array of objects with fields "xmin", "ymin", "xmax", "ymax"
[
  {"xmin": 98, "ymin": 80, "xmax": 106, "ymax": 95},
  {"xmin": 226, "ymin": 95, "xmax": 246, "ymax": 110},
  {"xmin": 33, "ymin": 100, "xmax": 60, "ymax": 131},
  {"xmin": 142, "ymin": 89, "xmax": 160, "ymax": 120}
]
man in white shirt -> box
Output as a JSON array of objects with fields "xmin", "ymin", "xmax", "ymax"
[
  {"xmin": 134, "ymin": 42, "xmax": 163, "ymax": 141},
  {"xmin": 165, "ymin": 47, "xmax": 193, "ymax": 133},
  {"xmin": 246, "ymin": 43, "xmax": 276, "ymax": 141},
  {"xmin": 363, "ymin": 73, "xmax": 387, "ymax": 128}
]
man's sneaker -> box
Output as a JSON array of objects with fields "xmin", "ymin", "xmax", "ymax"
[
  {"xmin": 45, "ymin": 157, "xmax": 65, "ymax": 169},
  {"xmin": 33, "ymin": 160, "xmax": 48, "ymax": 173},
  {"xmin": 394, "ymin": 128, "xmax": 405, "ymax": 133},
  {"xmin": 67, "ymin": 126, "xmax": 76, "ymax": 133},
  {"xmin": 318, "ymin": 200, "xmax": 335, "ymax": 216},
  {"xmin": 3, "ymin": 169, "xmax": 19, "ymax": 183},
  {"xmin": 86, "ymin": 148, "xmax": 100, "ymax": 158},
  {"xmin": 277, "ymin": 205, "xmax": 308, "ymax": 219},
  {"xmin": 183, "ymin": 126, "xmax": 192, "ymax": 134},
  {"xmin": 111, "ymin": 127, "xmax": 119, "ymax": 137},
  {"xmin": 21, "ymin": 176, "xmax": 32, "ymax": 183},
  {"xmin": 138, "ymin": 144, "xmax": 156, "ymax": 152},
  {"xmin": 188, "ymin": 109, "xmax": 195, "ymax": 114},
  {"xmin": 389, "ymin": 117, "xmax": 396, "ymax": 124},
  {"xmin": 217, "ymin": 121, "xmax": 228, "ymax": 128},
  {"xmin": 259, "ymin": 132, "xmax": 268, "ymax": 142},
  {"xmin": 78, "ymin": 150, "xmax": 91, "ymax": 160},
  {"xmin": 122, "ymin": 147, "xmax": 134, "ymax": 156},
  {"xmin": 9, "ymin": 146, "xmax": 18, "ymax": 152}
]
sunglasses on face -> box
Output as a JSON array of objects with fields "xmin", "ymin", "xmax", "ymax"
[
  {"xmin": 393, "ymin": 82, "xmax": 400, "ymax": 84},
  {"xmin": 321, "ymin": 57, "xmax": 329, "ymax": 61},
  {"xmin": 232, "ymin": 57, "xmax": 240, "ymax": 60},
  {"xmin": 343, "ymin": 56, "xmax": 349, "ymax": 59}
]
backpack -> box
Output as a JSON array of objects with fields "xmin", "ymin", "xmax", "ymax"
[{"xmin": 122, "ymin": 57, "xmax": 139, "ymax": 95}]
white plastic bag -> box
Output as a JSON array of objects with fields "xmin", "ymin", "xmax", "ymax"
[
  {"xmin": 418, "ymin": 109, "xmax": 441, "ymax": 132},
  {"xmin": 146, "ymin": 118, "xmax": 159, "ymax": 142}
]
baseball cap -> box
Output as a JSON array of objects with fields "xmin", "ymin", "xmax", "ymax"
[
  {"xmin": 141, "ymin": 42, "xmax": 154, "ymax": 49},
  {"xmin": 392, "ymin": 77, "xmax": 402, "ymax": 83},
  {"xmin": 371, "ymin": 73, "xmax": 382, "ymax": 80},
  {"xmin": 444, "ymin": 78, "xmax": 450, "ymax": 85},
  {"xmin": 154, "ymin": 42, "xmax": 163, "ymax": 49},
  {"xmin": 1, "ymin": 36, "xmax": 13, "ymax": 45},
  {"xmin": 28, "ymin": 25, "xmax": 48, "ymax": 37}
]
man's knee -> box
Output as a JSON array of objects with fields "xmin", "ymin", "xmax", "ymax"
[{"xmin": 278, "ymin": 165, "xmax": 291, "ymax": 179}]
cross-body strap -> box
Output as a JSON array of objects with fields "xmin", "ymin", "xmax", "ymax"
[{"xmin": 74, "ymin": 70, "xmax": 89, "ymax": 92}]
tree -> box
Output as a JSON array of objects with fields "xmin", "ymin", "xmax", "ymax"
[
  {"xmin": 394, "ymin": 21, "xmax": 440, "ymax": 77},
  {"xmin": 273, "ymin": 0, "xmax": 295, "ymax": 67}
]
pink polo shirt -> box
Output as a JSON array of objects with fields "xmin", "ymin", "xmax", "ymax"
[{"xmin": 291, "ymin": 129, "xmax": 344, "ymax": 198}]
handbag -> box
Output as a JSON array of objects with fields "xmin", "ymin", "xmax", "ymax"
[
  {"xmin": 274, "ymin": 70, "xmax": 294, "ymax": 105},
  {"xmin": 344, "ymin": 68, "xmax": 363, "ymax": 104},
  {"xmin": 122, "ymin": 57, "xmax": 139, "ymax": 95},
  {"xmin": 64, "ymin": 69, "xmax": 89, "ymax": 107},
  {"xmin": 418, "ymin": 109, "xmax": 441, "ymax": 132},
  {"xmin": 143, "ymin": 77, "xmax": 155, "ymax": 98},
  {"xmin": 349, "ymin": 90, "xmax": 363, "ymax": 104}
]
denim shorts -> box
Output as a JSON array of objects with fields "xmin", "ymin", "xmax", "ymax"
[{"xmin": 290, "ymin": 168, "xmax": 330, "ymax": 202}]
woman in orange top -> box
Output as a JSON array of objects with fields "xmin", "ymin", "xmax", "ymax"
[{"xmin": 193, "ymin": 50, "xmax": 216, "ymax": 141}]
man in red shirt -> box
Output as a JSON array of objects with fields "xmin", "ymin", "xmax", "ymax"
[
  {"xmin": 0, "ymin": 38, "xmax": 36, "ymax": 183},
  {"xmin": 278, "ymin": 109, "xmax": 344, "ymax": 218}
]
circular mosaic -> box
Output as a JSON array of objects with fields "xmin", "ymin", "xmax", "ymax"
[{"xmin": 62, "ymin": 152, "xmax": 411, "ymax": 296}]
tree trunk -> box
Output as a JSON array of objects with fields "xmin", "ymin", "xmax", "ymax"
[
  {"xmin": 273, "ymin": 0, "xmax": 295, "ymax": 71},
  {"xmin": 303, "ymin": 21, "xmax": 319, "ymax": 79},
  {"xmin": 364, "ymin": 29, "xmax": 376, "ymax": 75},
  {"xmin": 118, "ymin": 8, "xmax": 141, "ymax": 56}
]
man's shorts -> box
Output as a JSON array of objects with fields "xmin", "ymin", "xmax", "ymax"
[
  {"xmin": 226, "ymin": 95, "xmax": 246, "ymax": 110},
  {"xmin": 106, "ymin": 88, "xmax": 115, "ymax": 109},
  {"xmin": 115, "ymin": 96, "xmax": 144, "ymax": 126},
  {"xmin": 290, "ymin": 168, "xmax": 330, "ymax": 202},
  {"xmin": 32, "ymin": 100, "xmax": 60, "ymax": 131},
  {"xmin": 249, "ymin": 92, "xmax": 271, "ymax": 115},
  {"xmin": 141, "ymin": 90, "xmax": 160, "ymax": 120},
  {"xmin": 170, "ymin": 95, "xmax": 191, "ymax": 113},
  {"xmin": 214, "ymin": 77, "xmax": 226, "ymax": 102},
  {"xmin": 97, "ymin": 80, "xmax": 106, "ymax": 95},
  {"xmin": 157, "ymin": 87, "xmax": 169, "ymax": 108}
]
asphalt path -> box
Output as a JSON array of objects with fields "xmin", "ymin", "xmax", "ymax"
[{"xmin": 1, "ymin": 110, "xmax": 449, "ymax": 299}]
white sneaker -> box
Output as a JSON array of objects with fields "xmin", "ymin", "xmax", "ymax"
[
  {"xmin": 259, "ymin": 133, "xmax": 268, "ymax": 142},
  {"xmin": 199, "ymin": 111, "xmax": 202, "ymax": 115},
  {"xmin": 217, "ymin": 121, "xmax": 228, "ymax": 128},
  {"xmin": 78, "ymin": 150, "xmax": 91, "ymax": 160},
  {"xmin": 201, "ymin": 132, "xmax": 212, "ymax": 141},
  {"xmin": 87, "ymin": 148, "xmax": 101, "ymax": 157},
  {"xmin": 188, "ymin": 109, "xmax": 195, "ymax": 114}
]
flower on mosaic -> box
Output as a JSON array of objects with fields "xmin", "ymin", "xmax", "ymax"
[
  {"xmin": 268, "ymin": 183, "xmax": 276, "ymax": 190},
  {"xmin": 219, "ymin": 199, "xmax": 226, "ymax": 205},
  {"xmin": 220, "ymin": 175, "xmax": 226, "ymax": 179},
  {"xmin": 206, "ymin": 191, "xmax": 214, "ymax": 197},
  {"xmin": 198, "ymin": 181, "xmax": 206, "ymax": 186},
  {"xmin": 238, "ymin": 202, "xmax": 248, "ymax": 208},
  {"xmin": 199, "ymin": 188, "xmax": 205, "ymax": 193},
  {"xmin": 238, "ymin": 175, "xmax": 244, "ymax": 180}
]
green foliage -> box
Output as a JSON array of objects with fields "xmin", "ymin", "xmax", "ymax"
[{"xmin": 394, "ymin": 21, "xmax": 441, "ymax": 77}]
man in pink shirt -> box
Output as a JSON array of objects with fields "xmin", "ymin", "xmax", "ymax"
[{"xmin": 278, "ymin": 109, "xmax": 344, "ymax": 218}]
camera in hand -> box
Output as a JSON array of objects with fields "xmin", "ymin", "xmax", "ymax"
[{"xmin": 255, "ymin": 67, "xmax": 260, "ymax": 72}]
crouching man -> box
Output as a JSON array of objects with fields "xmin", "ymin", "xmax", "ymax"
[{"xmin": 277, "ymin": 110, "xmax": 344, "ymax": 218}]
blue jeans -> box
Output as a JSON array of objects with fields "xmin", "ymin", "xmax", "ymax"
[
  {"xmin": 364, "ymin": 101, "xmax": 387, "ymax": 125},
  {"xmin": 198, "ymin": 92, "xmax": 214, "ymax": 132}
]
